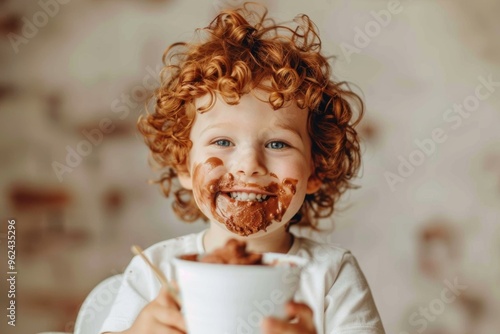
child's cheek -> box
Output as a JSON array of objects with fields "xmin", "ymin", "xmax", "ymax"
[{"xmin": 191, "ymin": 157, "xmax": 225, "ymax": 213}]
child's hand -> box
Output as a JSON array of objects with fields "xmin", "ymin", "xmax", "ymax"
[
  {"xmin": 125, "ymin": 287, "xmax": 186, "ymax": 334},
  {"xmin": 261, "ymin": 301, "xmax": 317, "ymax": 334}
]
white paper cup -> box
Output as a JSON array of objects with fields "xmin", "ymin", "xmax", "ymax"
[{"xmin": 173, "ymin": 253, "xmax": 307, "ymax": 334}]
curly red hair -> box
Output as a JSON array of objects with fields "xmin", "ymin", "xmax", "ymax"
[{"xmin": 138, "ymin": 3, "xmax": 364, "ymax": 227}]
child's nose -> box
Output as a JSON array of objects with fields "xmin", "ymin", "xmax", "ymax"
[{"xmin": 233, "ymin": 147, "xmax": 267, "ymax": 177}]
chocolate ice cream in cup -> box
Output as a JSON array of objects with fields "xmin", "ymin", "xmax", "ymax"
[{"xmin": 173, "ymin": 239, "xmax": 307, "ymax": 334}]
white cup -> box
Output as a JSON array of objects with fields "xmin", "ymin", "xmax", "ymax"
[{"xmin": 173, "ymin": 253, "xmax": 307, "ymax": 334}]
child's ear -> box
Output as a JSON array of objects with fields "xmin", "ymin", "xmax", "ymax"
[
  {"xmin": 178, "ymin": 172, "xmax": 193, "ymax": 190},
  {"xmin": 306, "ymin": 174, "xmax": 322, "ymax": 194}
]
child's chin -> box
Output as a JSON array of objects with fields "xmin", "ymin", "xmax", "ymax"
[
  {"xmin": 213, "ymin": 194, "xmax": 273, "ymax": 236},
  {"xmin": 210, "ymin": 218, "xmax": 286, "ymax": 239}
]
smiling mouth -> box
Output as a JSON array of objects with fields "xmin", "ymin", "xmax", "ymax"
[{"xmin": 224, "ymin": 191, "xmax": 273, "ymax": 203}]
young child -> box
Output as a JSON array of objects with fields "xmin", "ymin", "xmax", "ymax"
[{"xmin": 101, "ymin": 4, "xmax": 385, "ymax": 334}]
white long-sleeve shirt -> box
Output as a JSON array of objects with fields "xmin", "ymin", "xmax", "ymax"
[{"xmin": 100, "ymin": 230, "xmax": 385, "ymax": 334}]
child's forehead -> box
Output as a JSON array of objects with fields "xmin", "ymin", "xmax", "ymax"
[
  {"xmin": 193, "ymin": 90, "xmax": 305, "ymax": 115},
  {"xmin": 191, "ymin": 92, "xmax": 310, "ymax": 139},
  {"xmin": 194, "ymin": 93, "xmax": 214, "ymax": 110}
]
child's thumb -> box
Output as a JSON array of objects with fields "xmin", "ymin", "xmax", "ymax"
[
  {"xmin": 156, "ymin": 286, "xmax": 180, "ymax": 309},
  {"xmin": 155, "ymin": 287, "xmax": 170, "ymax": 306}
]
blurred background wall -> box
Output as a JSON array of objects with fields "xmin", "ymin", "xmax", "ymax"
[{"xmin": 1, "ymin": 0, "xmax": 499, "ymax": 333}]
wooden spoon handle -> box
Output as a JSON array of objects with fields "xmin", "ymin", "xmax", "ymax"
[{"xmin": 131, "ymin": 245, "xmax": 182, "ymax": 306}]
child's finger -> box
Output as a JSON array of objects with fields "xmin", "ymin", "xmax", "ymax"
[
  {"xmin": 157, "ymin": 287, "xmax": 182, "ymax": 309},
  {"xmin": 285, "ymin": 301, "xmax": 316, "ymax": 332},
  {"xmin": 261, "ymin": 302, "xmax": 316, "ymax": 334},
  {"xmin": 153, "ymin": 288, "xmax": 187, "ymax": 332},
  {"xmin": 261, "ymin": 317, "xmax": 297, "ymax": 334},
  {"xmin": 152, "ymin": 305, "xmax": 187, "ymax": 333}
]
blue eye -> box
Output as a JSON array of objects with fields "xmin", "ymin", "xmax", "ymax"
[
  {"xmin": 214, "ymin": 139, "xmax": 232, "ymax": 147},
  {"xmin": 267, "ymin": 141, "xmax": 288, "ymax": 150}
]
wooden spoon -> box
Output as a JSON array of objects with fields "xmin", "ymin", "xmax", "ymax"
[{"xmin": 131, "ymin": 245, "xmax": 182, "ymax": 306}]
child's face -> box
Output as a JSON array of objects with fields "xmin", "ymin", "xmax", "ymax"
[{"xmin": 179, "ymin": 91, "xmax": 321, "ymax": 237}]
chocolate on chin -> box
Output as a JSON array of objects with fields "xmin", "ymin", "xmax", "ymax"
[
  {"xmin": 180, "ymin": 239, "xmax": 263, "ymax": 265},
  {"xmin": 214, "ymin": 194, "xmax": 271, "ymax": 236}
]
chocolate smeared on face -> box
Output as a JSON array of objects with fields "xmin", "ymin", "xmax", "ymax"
[
  {"xmin": 192, "ymin": 157, "xmax": 224, "ymax": 215},
  {"xmin": 192, "ymin": 158, "xmax": 298, "ymax": 236}
]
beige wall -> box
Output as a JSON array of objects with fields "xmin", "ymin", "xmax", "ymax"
[{"xmin": 1, "ymin": 0, "xmax": 499, "ymax": 333}]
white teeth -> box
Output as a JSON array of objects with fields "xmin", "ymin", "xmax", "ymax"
[{"xmin": 229, "ymin": 192, "xmax": 268, "ymax": 202}]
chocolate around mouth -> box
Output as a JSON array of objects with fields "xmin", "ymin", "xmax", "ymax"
[
  {"xmin": 214, "ymin": 192, "xmax": 280, "ymax": 236},
  {"xmin": 192, "ymin": 158, "xmax": 297, "ymax": 237}
]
